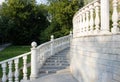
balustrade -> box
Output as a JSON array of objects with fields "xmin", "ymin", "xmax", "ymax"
[
  {"xmin": 0, "ymin": 33, "xmax": 72, "ymax": 82},
  {"xmin": 30, "ymin": 33, "xmax": 71, "ymax": 80},
  {"xmin": 73, "ymin": 0, "xmax": 120, "ymax": 37},
  {"xmin": 1, "ymin": 0, "xmax": 119, "ymax": 81},
  {"xmin": 0, "ymin": 52, "xmax": 31, "ymax": 82}
]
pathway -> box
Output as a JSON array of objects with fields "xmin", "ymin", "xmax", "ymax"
[{"xmin": 0, "ymin": 43, "xmax": 11, "ymax": 51}]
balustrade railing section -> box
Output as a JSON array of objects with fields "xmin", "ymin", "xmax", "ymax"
[
  {"xmin": 0, "ymin": 52, "xmax": 31, "ymax": 82},
  {"xmin": 73, "ymin": 0, "xmax": 119, "ymax": 37},
  {"xmin": 0, "ymin": 33, "xmax": 72, "ymax": 82}
]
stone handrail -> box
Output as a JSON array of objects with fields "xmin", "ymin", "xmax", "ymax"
[
  {"xmin": 0, "ymin": 33, "xmax": 72, "ymax": 82},
  {"xmin": 73, "ymin": 0, "xmax": 119, "ymax": 37},
  {"xmin": 30, "ymin": 33, "xmax": 72, "ymax": 80},
  {"xmin": 0, "ymin": 52, "xmax": 31, "ymax": 82}
]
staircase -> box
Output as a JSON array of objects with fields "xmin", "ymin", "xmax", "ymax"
[
  {"xmin": 0, "ymin": 34, "xmax": 72, "ymax": 82},
  {"xmin": 38, "ymin": 48, "xmax": 70, "ymax": 77},
  {"xmin": 0, "ymin": 0, "xmax": 119, "ymax": 82}
]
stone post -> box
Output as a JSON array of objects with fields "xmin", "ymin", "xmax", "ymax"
[
  {"xmin": 100, "ymin": 0, "xmax": 110, "ymax": 34},
  {"xmin": 51, "ymin": 35, "xmax": 54, "ymax": 56},
  {"xmin": 30, "ymin": 42, "xmax": 38, "ymax": 80},
  {"xmin": 70, "ymin": 31, "xmax": 73, "ymax": 43}
]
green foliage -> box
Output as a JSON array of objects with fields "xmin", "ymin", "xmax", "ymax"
[
  {"xmin": 44, "ymin": 0, "xmax": 84, "ymax": 38},
  {"xmin": 84, "ymin": 0, "xmax": 93, "ymax": 5},
  {"xmin": 0, "ymin": 0, "xmax": 49, "ymax": 45},
  {"xmin": 0, "ymin": 0, "xmax": 84, "ymax": 44}
]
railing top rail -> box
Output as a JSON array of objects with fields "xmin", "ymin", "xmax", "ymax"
[
  {"xmin": 73, "ymin": 0, "xmax": 99, "ymax": 19},
  {"xmin": 0, "ymin": 52, "xmax": 31, "ymax": 64},
  {"xmin": 54, "ymin": 35, "xmax": 70, "ymax": 41},
  {"xmin": 37, "ymin": 35, "xmax": 70, "ymax": 49},
  {"xmin": 37, "ymin": 41, "xmax": 51, "ymax": 49}
]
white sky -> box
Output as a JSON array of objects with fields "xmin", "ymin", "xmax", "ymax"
[
  {"xmin": 37, "ymin": 0, "xmax": 47, "ymax": 4},
  {"xmin": 0, "ymin": 0, "xmax": 47, "ymax": 5},
  {"xmin": 0, "ymin": 0, "xmax": 4, "ymax": 5}
]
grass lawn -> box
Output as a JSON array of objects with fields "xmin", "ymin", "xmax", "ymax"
[
  {"xmin": 0, "ymin": 45, "xmax": 31, "ymax": 61},
  {"xmin": 0, "ymin": 45, "xmax": 31, "ymax": 79}
]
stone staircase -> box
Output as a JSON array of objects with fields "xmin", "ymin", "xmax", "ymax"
[{"xmin": 38, "ymin": 48, "xmax": 70, "ymax": 77}]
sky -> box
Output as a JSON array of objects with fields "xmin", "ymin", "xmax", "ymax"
[
  {"xmin": 0, "ymin": 0, "xmax": 47, "ymax": 5},
  {"xmin": 37, "ymin": 0, "xmax": 47, "ymax": 4},
  {"xmin": 0, "ymin": 0, "xmax": 4, "ymax": 5}
]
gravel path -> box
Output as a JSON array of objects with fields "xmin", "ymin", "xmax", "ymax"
[{"xmin": 0, "ymin": 43, "xmax": 11, "ymax": 51}]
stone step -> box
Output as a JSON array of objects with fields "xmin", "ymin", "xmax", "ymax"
[
  {"xmin": 44, "ymin": 63, "xmax": 69, "ymax": 66},
  {"xmin": 38, "ymin": 48, "xmax": 70, "ymax": 77},
  {"xmin": 48, "ymin": 55, "xmax": 68, "ymax": 57},
  {"xmin": 45, "ymin": 60, "xmax": 69, "ymax": 63},
  {"xmin": 41, "ymin": 66, "xmax": 68, "ymax": 69},
  {"xmin": 47, "ymin": 56, "xmax": 68, "ymax": 58},
  {"xmin": 39, "ymin": 68, "xmax": 68, "ymax": 74}
]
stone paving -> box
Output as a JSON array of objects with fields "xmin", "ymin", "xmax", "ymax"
[{"xmin": 33, "ymin": 71, "xmax": 78, "ymax": 82}]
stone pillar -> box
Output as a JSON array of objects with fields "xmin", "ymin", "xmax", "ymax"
[
  {"xmin": 100, "ymin": 0, "xmax": 110, "ymax": 34},
  {"xmin": 51, "ymin": 35, "xmax": 54, "ymax": 56},
  {"xmin": 69, "ymin": 31, "xmax": 72, "ymax": 49},
  {"xmin": 30, "ymin": 42, "xmax": 38, "ymax": 80}
]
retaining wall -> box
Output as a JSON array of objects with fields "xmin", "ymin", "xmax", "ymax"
[{"xmin": 70, "ymin": 34, "xmax": 120, "ymax": 82}]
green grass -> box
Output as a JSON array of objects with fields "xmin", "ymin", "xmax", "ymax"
[
  {"xmin": 0, "ymin": 45, "xmax": 31, "ymax": 80},
  {"xmin": 0, "ymin": 45, "xmax": 31, "ymax": 61}
]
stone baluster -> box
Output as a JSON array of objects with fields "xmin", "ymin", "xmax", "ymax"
[
  {"xmin": 30, "ymin": 42, "xmax": 38, "ymax": 80},
  {"xmin": 73, "ymin": 19, "xmax": 76, "ymax": 36},
  {"xmin": 8, "ymin": 61, "xmax": 13, "ymax": 82},
  {"xmin": 112, "ymin": 0, "xmax": 119, "ymax": 33},
  {"xmin": 2, "ymin": 63, "xmax": 7, "ymax": 82},
  {"xmin": 76, "ymin": 16, "xmax": 79, "ymax": 37},
  {"xmin": 14, "ymin": 59, "xmax": 19, "ymax": 82},
  {"xmin": 78, "ymin": 16, "xmax": 80, "ymax": 36},
  {"xmin": 85, "ymin": 7, "xmax": 89, "ymax": 34},
  {"xmin": 79, "ymin": 14, "xmax": 82, "ymax": 34},
  {"xmin": 94, "ymin": 1, "xmax": 100, "ymax": 33},
  {"xmin": 89, "ymin": 5, "xmax": 94, "ymax": 34},
  {"xmin": 82, "ymin": 10, "xmax": 86, "ymax": 35},
  {"xmin": 81, "ymin": 14, "xmax": 83, "ymax": 35},
  {"xmin": 23, "ymin": 56, "xmax": 28, "ymax": 80},
  {"xmin": 51, "ymin": 35, "xmax": 54, "ymax": 56}
]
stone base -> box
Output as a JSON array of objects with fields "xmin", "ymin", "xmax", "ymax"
[
  {"xmin": 21, "ymin": 80, "xmax": 30, "ymax": 82},
  {"xmin": 100, "ymin": 30, "xmax": 112, "ymax": 35},
  {"xmin": 112, "ymin": 27, "xmax": 120, "ymax": 34}
]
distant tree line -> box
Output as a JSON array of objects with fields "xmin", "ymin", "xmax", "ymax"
[{"xmin": 0, "ymin": 0, "xmax": 84, "ymax": 45}]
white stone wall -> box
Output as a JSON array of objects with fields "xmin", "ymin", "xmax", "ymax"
[{"xmin": 70, "ymin": 34, "xmax": 120, "ymax": 82}]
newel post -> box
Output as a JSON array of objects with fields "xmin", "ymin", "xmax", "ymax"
[
  {"xmin": 100, "ymin": 0, "xmax": 110, "ymax": 34},
  {"xmin": 30, "ymin": 42, "xmax": 38, "ymax": 80},
  {"xmin": 51, "ymin": 35, "xmax": 54, "ymax": 56}
]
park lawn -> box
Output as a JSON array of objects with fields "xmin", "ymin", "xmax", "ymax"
[
  {"xmin": 0, "ymin": 45, "xmax": 31, "ymax": 78},
  {"xmin": 0, "ymin": 45, "xmax": 31, "ymax": 61}
]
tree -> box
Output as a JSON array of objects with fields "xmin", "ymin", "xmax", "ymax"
[
  {"xmin": 46, "ymin": 0, "xmax": 84, "ymax": 38},
  {"xmin": 0, "ymin": 0, "xmax": 49, "ymax": 45}
]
